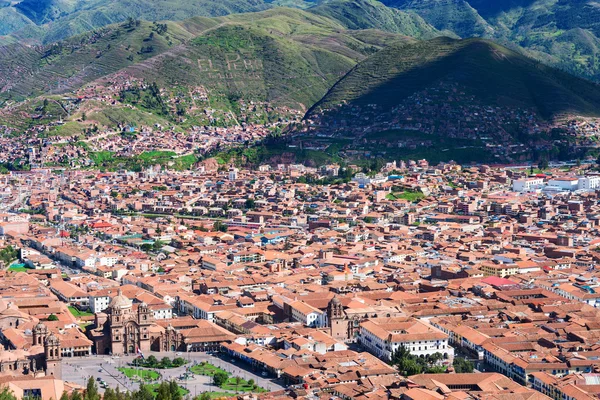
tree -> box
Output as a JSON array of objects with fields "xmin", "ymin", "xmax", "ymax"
[
  {"xmin": 155, "ymin": 382, "xmax": 171, "ymax": 400},
  {"xmin": 146, "ymin": 355, "xmax": 158, "ymax": 368},
  {"xmin": 391, "ymin": 346, "xmax": 444, "ymax": 376},
  {"xmin": 0, "ymin": 388, "xmax": 17, "ymax": 400},
  {"xmin": 84, "ymin": 377, "xmax": 100, "ymax": 400},
  {"xmin": 48, "ymin": 314, "xmax": 59, "ymax": 321},
  {"xmin": 245, "ymin": 199, "xmax": 255, "ymax": 209},
  {"xmin": 426, "ymin": 365, "xmax": 446, "ymax": 373},
  {"xmin": 160, "ymin": 357, "xmax": 172, "ymax": 369},
  {"xmin": 196, "ymin": 394, "xmax": 211, "ymax": 400},
  {"xmin": 247, "ymin": 379, "xmax": 254, "ymax": 387},
  {"xmin": 70, "ymin": 390, "xmax": 83, "ymax": 400},
  {"xmin": 60, "ymin": 392, "xmax": 70, "ymax": 400},
  {"xmin": 169, "ymin": 381, "xmax": 182, "ymax": 400},
  {"xmin": 133, "ymin": 384, "xmax": 153, "ymax": 400},
  {"xmin": 400, "ymin": 358, "xmax": 422, "ymax": 376},
  {"xmin": 234, "ymin": 376, "xmax": 242, "ymax": 392},
  {"xmin": 538, "ymin": 155, "xmax": 549, "ymax": 170},
  {"xmin": 213, "ymin": 221, "xmax": 228, "ymax": 232},
  {"xmin": 172, "ymin": 357, "xmax": 185, "ymax": 367},
  {"xmin": 213, "ymin": 371, "xmax": 228, "ymax": 387},
  {"xmin": 453, "ymin": 357, "xmax": 474, "ymax": 373},
  {"xmin": 103, "ymin": 387, "xmax": 117, "ymax": 400}
]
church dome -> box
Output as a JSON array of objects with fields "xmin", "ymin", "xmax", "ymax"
[
  {"xmin": 109, "ymin": 289, "xmax": 132, "ymax": 310},
  {"xmin": 34, "ymin": 322, "xmax": 46, "ymax": 330},
  {"xmin": 44, "ymin": 333, "xmax": 59, "ymax": 345}
]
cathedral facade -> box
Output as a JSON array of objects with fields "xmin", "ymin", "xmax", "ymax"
[{"xmin": 91, "ymin": 290, "xmax": 153, "ymax": 355}]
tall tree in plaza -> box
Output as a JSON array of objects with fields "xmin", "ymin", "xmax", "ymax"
[
  {"xmin": 103, "ymin": 387, "xmax": 116, "ymax": 400},
  {"xmin": 84, "ymin": 377, "xmax": 100, "ymax": 400},
  {"xmin": 70, "ymin": 390, "xmax": 83, "ymax": 400},
  {"xmin": 0, "ymin": 388, "xmax": 17, "ymax": 400},
  {"xmin": 133, "ymin": 384, "xmax": 153, "ymax": 400},
  {"xmin": 155, "ymin": 382, "xmax": 171, "ymax": 400},
  {"xmin": 169, "ymin": 381, "xmax": 182, "ymax": 400}
]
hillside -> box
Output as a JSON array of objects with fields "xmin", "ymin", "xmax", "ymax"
[
  {"xmin": 377, "ymin": 0, "xmax": 600, "ymax": 82},
  {"xmin": 297, "ymin": 37, "xmax": 600, "ymax": 163},
  {"xmin": 309, "ymin": 37, "xmax": 600, "ymax": 119},
  {"xmin": 0, "ymin": 0, "xmax": 300, "ymax": 44},
  {"xmin": 0, "ymin": 8, "xmax": 415, "ymax": 137},
  {"xmin": 0, "ymin": 8, "xmax": 408, "ymax": 103},
  {"xmin": 310, "ymin": 0, "xmax": 443, "ymax": 39}
]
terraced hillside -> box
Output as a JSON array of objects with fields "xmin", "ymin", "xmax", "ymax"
[
  {"xmin": 0, "ymin": 8, "xmax": 412, "ymax": 107},
  {"xmin": 308, "ymin": 37, "xmax": 600, "ymax": 119}
]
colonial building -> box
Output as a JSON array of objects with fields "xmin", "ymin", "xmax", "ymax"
[
  {"xmin": 0, "ymin": 323, "xmax": 61, "ymax": 379},
  {"xmin": 89, "ymin": 290, "xmax": 153, "ymax": 355}
]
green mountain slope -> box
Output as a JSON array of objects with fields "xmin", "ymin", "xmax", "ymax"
[
  {"xmin": 380, "ymin": 0, "xmax": 493, "ymax": 37},
  {"xmin": 310, "ymin": 0, "xmax": 443, "ymax": 39},
  {"xmin": 0, "ymin": 8, "xmax": 412, "ymax": 135},
  {"xmin": 0, "ymin": 0, "xmax": 285, "ymax": 44},
  {"xmin": 308, "ymin": 37, "xmax": 600, "ymax": 119},
  {"xmin": 375, "ymin": 0, "xmax": 600, "ymax": 82}
]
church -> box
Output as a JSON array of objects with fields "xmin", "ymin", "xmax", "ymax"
[
  {"xmin": 90, "ymin": 289, "xmax": 154, "ymax": 355},
  {"xmin": 0, "ymin": 322, "xmax": 61, "ymax": 379}
]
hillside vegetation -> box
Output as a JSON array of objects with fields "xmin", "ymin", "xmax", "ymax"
[
  {"xmin": 379, "ymin": 0, "xmax": 600, "ymax": 82},
  {"xmin": 309, "ymin": 37, "xmax": 600, "ymax": 119}
]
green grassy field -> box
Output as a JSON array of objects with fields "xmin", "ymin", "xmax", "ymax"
[
  {"xmin": 146, "ymin": 383, "xmax": 189, "ymax": 397},
  {"xmin": 190, "ymin": 363, "xmax": 227, "ymax": 377},
  {"xmin": 68, "ymin": 306, "xmax": 94, "ymax": 317},
  {"xmin": 220, "ymin": 377, "xmax": 267, "ymax": 392},
  {"xmin": 118, "ymin": 367, "xmax": 160, "ymax": 381},
  {"xmin": 8, "ymin": 264, "xmax": 30, "ymax": 272},
  {"xmin": 386, "ymin": 191, "xmax": 425, "ymax": 202}
]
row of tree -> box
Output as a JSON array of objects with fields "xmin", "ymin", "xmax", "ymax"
[
  {"xmin": 390, "ymin": 346, "xmax": 474, "ymax": 376},
  {"xmin": 131, "ymin": 355, "xmax": 186, "ymax": 369}
]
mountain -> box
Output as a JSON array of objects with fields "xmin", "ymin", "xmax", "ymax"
[
  {"xmin": 309, "ymin": 37, "xmax": 600, "ymax": 119},
  {"xmin": 377, "ymin": 0, "xmax": 600, "ymax": 82},
  {"xmin": 0, "ymin": 8, "xmax": 413, "ymax": 133},
  {"xmin": 0, "ymin": 0, "xmax": 298, "ymax": 44},
  {"xmin": 380, "ymin": 0, "xmax": 493, "ymax": 37},
  {"xmin": 310, "ymin": 0, "xmax": 443, "ymax": 39},
  {"xmin": 299, "ymin": 37, "xmax": 600, "ymax": 163}
]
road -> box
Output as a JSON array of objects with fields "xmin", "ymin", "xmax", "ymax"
[{"xmin": 61, "ymin": 351, "xmax": 285, "ymax": 397}]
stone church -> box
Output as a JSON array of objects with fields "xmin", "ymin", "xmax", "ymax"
[
  {"xmin": 0, "ymin": 322, "xmax": 62, "ymax": 379},
  {"xmin": 326, "ymin": 295, "xmax": 405, "ymax": 342},
  {"xmin": 90, "ymin": 289, "xmax": 153, "ymax": 355},
  {"xmin": 89, "ymin": 290, "xmax": 185, "ymax": 354}
]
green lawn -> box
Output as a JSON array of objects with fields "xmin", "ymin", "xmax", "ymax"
[
  {"xmin": 386, "ymin": 191, "xmax": 425, "ymax": 202},
  {"xmin": 68, "ymin": 306, "xmax": 94, "ymax": 317},
  {"xmin": 221, "ymin": 377, "xmax": 267, "ymax": 393},
  {"xmin": 190, "ymin": 363, "xmax": 227, "ymax": 377},
  {"xmin": 8, "ymin": 264, "xmax": 29, "ymax": 272},
  {"xmin": 118, "ymin": 367, "xmax": 160, "ymax": 381},
  {"xmin": 146, "ymin": 384, "xmax": 189, "ymax": 397},
  {"xmin": 190, "ymin": 363, "xmax": 266, "ymax": 393},
  {"xmin": 199, "ymin": 392, "xmax": 239, "ymax": 399}
]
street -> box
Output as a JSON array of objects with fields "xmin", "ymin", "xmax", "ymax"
[{"xmin": 61, "ymin": 351, "xmax": 285, "ymax": 397}]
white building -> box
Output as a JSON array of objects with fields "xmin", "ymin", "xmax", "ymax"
[
  {"xmin": 578, "ymin": 175, "xmax": 600, "ymax": 190},
  {"xmin": 228, "ymin": 168, "xmax": 239, "ymax": 181},
  {"xmin": 358, "ymin": 317, "xmax": 453, "ymax": 361},
  {"xmin": 512, "ymin": 178, "xmax": 544, "ymax": 192},
  {"xmin": 547, "ymin": 177, "xmax": 579, "ymax": 191},
  {"xmin": 289, "ymin": 300, "xmax": 326, "ymax": 328},
  {"xmin": 89, "ymin": 294, "xmax": 111, "ymax": 313}
]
